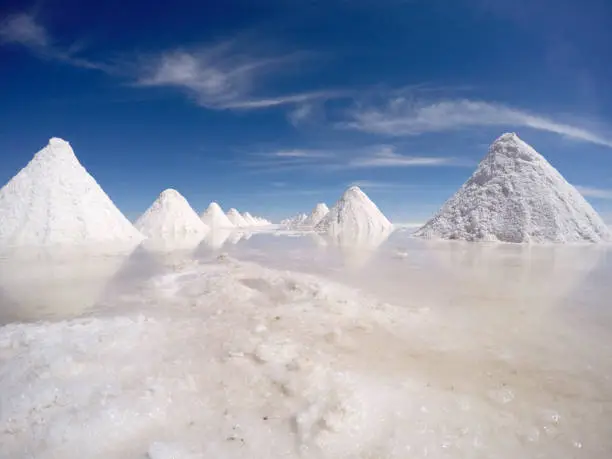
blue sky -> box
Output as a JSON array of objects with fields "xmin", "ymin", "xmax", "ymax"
[{"xmin": 1, "ymin": 0, "xmax": 611, "ymax": 223}]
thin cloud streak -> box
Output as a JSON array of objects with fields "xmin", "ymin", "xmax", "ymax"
[
  {"xmin": 348, "ymin": 145, "xmax": 464, "ymax": 168},
  {"xmin": 241, "ymin": 144, "xmax": 468, "ymax": 173},
  {"xmin": 576, "ymin": 186, "xmax": 612, "ymax": 200},
  {"xmin": 0, "ymin": 13, "xmax": 111, "ymax": 71},
  {"xmin": 349, "ymin": 180, "xmax": 414, "ymax": 190},
  {"xmin": 221, "ymin": 91, "xmax": 346, "ymax": 109},
  {"xmin": 135, "ymin": 46, "xmax": 347, "ymax": 109},
  {"xmin": 264, "ymin": 149, "xmax": 333, "ymax": 158},
  {"xmin": 344, "ymin": 99, "xmax": 612, "ymax": 148}
]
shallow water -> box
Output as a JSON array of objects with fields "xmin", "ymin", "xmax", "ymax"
[{"xmin": 1, "ymin": 230, "xmax": 611, "ymax": 458}]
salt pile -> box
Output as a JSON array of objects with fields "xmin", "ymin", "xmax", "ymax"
[
  {"xmin": 227, "ymin": 208, "xmax": 248, "ymax": 227},
  {"xmin": 316, "ymin": 186, "xmax": 393, "ymax": 245},
  {"xmin": 200, "ymin": 202, "xmax": 235, "ymax": 229},
  {"xmin": 242, "ymin": 212, "xmax": 257, "ymax": 226},
  {"xmin": 415, "ymin": 133, "xmax": 612, "ymax": 243},
  {"xmin": 135, "ymin": 189, "xmax": 209, "ymax": 241},
  {"xmin": 257, "ymin": 217, "xmax": 272, "ymax": 226},
  {"xmin": 0, "ymin": 138, "xmax": 143, "ymax": 247},
  {"xmin": 281, "ymin": 212, "xmax": 308, "ymax": 229},
  {"xmin": 304, "ymin": 202, "xmax": 330, "ymax": 227}
]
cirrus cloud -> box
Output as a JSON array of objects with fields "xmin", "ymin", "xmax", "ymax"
[{"xmin": 344, "ymin": 99, "xmax": 612, "ymax": 148}]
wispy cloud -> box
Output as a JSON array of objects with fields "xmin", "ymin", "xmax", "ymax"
[
  {"xmin": 0, "ymin": 13, "xmax": 109, "ymax": 70},
  {"xmin": 264, "ymin": 149, "xmax": 332, "ymax": 158},
  {"xmin": 288, "ymin": 103, "xmax": 314, "ymax": 126},
  {"xmin": 347, "ymin": 145, "xmax": 465, "ymax": 168},
  {"xmin": 344, "ymin": 99, "xmax": 612, "ymax": 148},
  {"xmin": 576, "ymin": 186, "xmax": 612, "ymax": 200},
  {"xmin": 240, "ymin": 144, "xmax": 467, "ymax": 173},
  {"xmin": 349, "ymin": 180, "xmax": 414, "ymax": 190},
  {"xmin": 1, "ymin": 13, "xmax": 345, "ymax": 111},
  {"xmin": 0, "ymin": 13, "xmax": 48, "ymax": 47},
  {"xmin": 135, "ymin": 45, "xmax": 347, "ymax": 110}
]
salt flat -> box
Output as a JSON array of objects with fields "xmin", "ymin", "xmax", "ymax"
[{"xmin": 0, "ymin": 231, "xmax": 611, "ymax": 459}]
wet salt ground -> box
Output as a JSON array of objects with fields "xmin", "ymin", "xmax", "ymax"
[{"xmin": 1, "ymin": 231, "xmax": 612, "ymax": 458}]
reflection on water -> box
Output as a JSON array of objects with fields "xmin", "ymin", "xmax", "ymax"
[
  {"xmin": 0, "ymin": 244, "xmax": 137, "ymax": 323},
  {"xmin": 1, "ymin": 233, "xmax": 610, "ymax": 329},
  {"xmin": 139, "ymin": 234, "xmax": 204, "ymax": 253},
  {"xmin": 202, "ymin": 228, "xmax": 233, "ymax": 250}
]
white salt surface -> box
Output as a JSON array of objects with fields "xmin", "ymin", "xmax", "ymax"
[
  {"xmin": 416, "ymin": 133, "xmax": 611, "ymax": 243},
  {"xmin": 0, "ymin": 233, "xmax": 611, "ymax": 459},
  {"xmin": 0, "ymin": 138, "xmax": 143, "ymax": 247}
]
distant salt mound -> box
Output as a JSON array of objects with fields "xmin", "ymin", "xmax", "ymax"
[
  {"xmin": 255, "ymin": 216, "xmax": 272, "ymax": 226},
  {"xmin": 304, "ymin": 202, "xmax": 330, "ymax": 227},
  {"xmin": 415, "ymin": 133, "xmax": 612, "ymax": 243},
  {"xmin": 281, "ymin": 213, "xmax": 308, "ymax": 229},
  {"xmin": 0, "ymin": 138, "xmax": 143, "ymax": 247},
  {"xmin": 200, "ymin": 202, "xmax": 235, "ymax": 229},
  {"xmin": 242, "ymin": 212, "xmax": 257, "ymax": 227},
  {"xmin": 227, "ymin": 208, "xmax": 248, "ymax": 227},
  {"xmin": 316, "ymin": 186, "xmax": 393, "ymax": 245},
  {"xmin": 135, "ymin": 189, "xmax": 208, "ymax": 241}
]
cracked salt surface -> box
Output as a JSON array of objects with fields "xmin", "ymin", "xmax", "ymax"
[{"xmin": 0, "ymin": 231, "xmax": 611, "ymax": 458}]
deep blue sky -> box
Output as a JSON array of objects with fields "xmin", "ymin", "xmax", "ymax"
[{"xmin": 1, "ymin": 0, "xmax": 611, "ymax": 222}]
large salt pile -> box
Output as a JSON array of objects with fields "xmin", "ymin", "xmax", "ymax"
[
  {"xmin": 316, "ymin": 186, "xmax": 393, "ymax": 245},
  {"xmin": 304, "ymin": 202, "xmax": 330, "ymax": 227},
  {"xmin": 227, "ymin": 208, "xmax": 248, "ymax": 227},
  {"xmin": 0, "ymin": 138, "xmax": 143, "ymax": 247},
  {"xmin": 200, "ymin": 202, "xmax": 235, "ymax": 229},
  {"xmin": 135, "ymin": 189, "xmax": 209, "ymax": 241},
  {"xmin": 415, "ymin": 133, "xmax": 612, "ymax": 243}
]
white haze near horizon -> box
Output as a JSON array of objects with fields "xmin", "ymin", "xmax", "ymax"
[{"xmin": 0, "ymin": 230, "xmax": 611, "ymax": 458}]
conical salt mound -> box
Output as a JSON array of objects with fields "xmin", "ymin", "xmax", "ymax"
[
  {"xmin": 227, "ymin": 208, "xmax": 248, "ymax": 227},
  {"xmin": 242, "ymin": 212, "xmax": 257, "ymax": 226},
  {"xmin": 135, "ymin": 189, "xmax": 209, "ymax": 239},
  {"xmin": 200, "ymin": 202, "xmax": 235, "ymax": 229},
  {"xmin": 304, "ymin": 202, "xmax": 330, "ymax": 227},
  {"xmin": 316, "ymin": 186, "xmax": 393, "ymax": 244},
  {"xmin": 415, "ymin": 133, "xmax": 611, "ymax": 243},
  {"xmin": 0, "ymin": 138, "xmax": 143, "ymax": 247}
]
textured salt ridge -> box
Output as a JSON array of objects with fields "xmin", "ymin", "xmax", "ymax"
[
  {"xmin": 135, "ymin": 189, "xmax": 209, "ymax": 239},
  {"xmin": 316, "ymin": 186, "xmax": 393, "ymax": 245},
  {"xmin": 0, "ymin": 138, "xmax": 143, "ymax": 247},
  {"xmin": 227, "ymin": 208, "xmax": 248, "ymax": 227},
  {"xmin": 415, "ymin": 133, "xmax": 612, "ymax": 243},
  {"xmin": 200, "ymin": 202, "xmax": 235, "ymax": 229},
  {"xmin": 304, "ymin": 203, "xmax": 330, "ymax": 227},
  {"xmin": 281, "ymin": 213, "xmax": 308, "ymax": 229}
]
